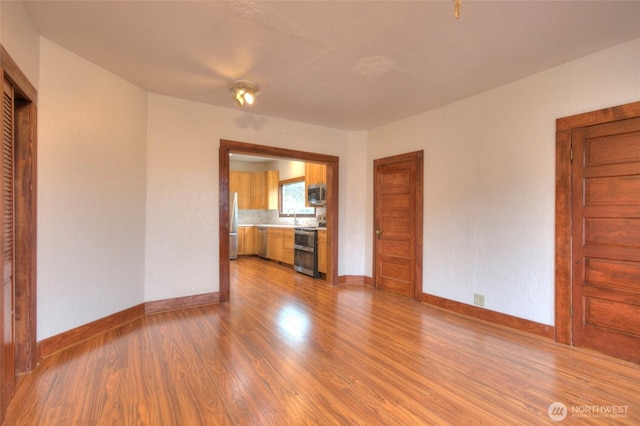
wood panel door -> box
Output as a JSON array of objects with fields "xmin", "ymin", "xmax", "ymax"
[
  {"xmin": 571, "ymin": 116, "xmax": 640, "ymax": 363},
  {"xmin": 374, "ymin": 152, "xmax": 423, "ymax": 299}
]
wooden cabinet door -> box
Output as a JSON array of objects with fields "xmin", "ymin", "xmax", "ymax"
[
  {"xmin": 282, "ymin": 229, "xmax": 294, "ymax": 265},
  {"xmin": 250, "ymin": 172, "xmax": 266, "ymax": 209},
  {"xmin": 305, "ymin": 163, "xmax": 327, "ymax": 207},
  {"xmin": 267, "ymin": 228, "xmax": 284, "ymax": 262},
  {"xmin": 230, "ymin": 171, "xmax": 251, "ymax": 209},
  {"xmin": 317, "ymin": 230, "xmax": 327, "ymax": 273},
  {"xmin": 244, "ymin": 226, "xmax": 256, "ymax": 255},
  {"xmin": 266, "ymin": 170, "xmax": 279, "ymax": 210},
  {"xmin": 305, "ymin": 163, "xmax": 326, "ymax": 185},
  {"xmin": 237, "ymin": 227, "xmax": 245, "ymax": 255}
]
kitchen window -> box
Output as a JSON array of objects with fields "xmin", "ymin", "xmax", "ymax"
[{"xmin": 280, "ymin": 177, "xmax": 315, "ymax": 216}]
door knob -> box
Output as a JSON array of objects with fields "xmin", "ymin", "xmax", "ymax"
[{"xmin": 376, "ymin": 229, "xmax": 381, "ymax": 239}]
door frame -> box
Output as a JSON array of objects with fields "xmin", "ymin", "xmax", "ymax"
[
  {"xmin": 0, "ymin": 46, "xmax": 37, "ymax": 420},
  {"xmin": 219, "ymin": 139, "xmax": 339, "ymax": 302},
  {"xmin": 373, "ymin": 150, "xmax": 423, "ymax": 300},
  {"xmin": 555, "ymin": 100, "xmax": 640, "ymax": 344},
  {"xmin": 0, "ymin": 47, "xmax": 37, "ymax": 373}
]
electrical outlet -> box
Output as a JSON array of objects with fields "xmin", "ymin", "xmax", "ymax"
[{"xmin": 474, "ymin": 293, "xmax": 485, "ymax": 307}]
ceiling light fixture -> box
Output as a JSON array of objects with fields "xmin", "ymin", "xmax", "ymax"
[
  {"xmin": 453, "ymin": 0, "xmax": 461, "ymax": 19},
  {"xmin": 230, "ymin": 80, "xmax": 260, "ymax": 107}
]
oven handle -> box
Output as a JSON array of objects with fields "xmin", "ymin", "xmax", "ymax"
[
  {"xmin": 295, "ymin": 230, "xmax": 315, "ymax": 237},
  {"xmin": 294, "ymin": 244, "xmax": 315, "ymax": 253}
]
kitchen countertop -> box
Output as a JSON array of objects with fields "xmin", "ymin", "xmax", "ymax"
[{"xmin": 239, "ymin": 224, "xmax": 326, "ymax": 230}]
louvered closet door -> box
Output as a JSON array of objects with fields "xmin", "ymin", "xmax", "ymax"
[{"xmin": 1, "ymin": 77, "xmax": 14, "ymax": 400}]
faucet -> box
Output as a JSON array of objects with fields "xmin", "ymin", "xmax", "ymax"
[{"xmin": 286, "ymin": 208, "xmax": 298, "ymax": 225}]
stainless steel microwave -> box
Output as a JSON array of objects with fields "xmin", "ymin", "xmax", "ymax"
[{"xmin": 308, "ymin": 183, "xmax": 326, "ymax": 206}]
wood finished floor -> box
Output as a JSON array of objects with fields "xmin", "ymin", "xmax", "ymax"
[{"xmin": 6, "ymin": 256, "xmax": 640, "ymax": 425}]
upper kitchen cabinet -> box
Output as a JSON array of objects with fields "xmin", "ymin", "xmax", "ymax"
[
  {"xmin": 230, "ymin": 170, "xmax": 279, "ymax": 210},
  {"xmin": 305, "ymin": 163, "xmax": 326, "ymax": 207},
  {"xmin": 305, "ymin": 163, "xmax": 326, "ymax": 187},
  {"xmin": 230, "ymin": 171, "xmax": 251, "ymax": 209},
  {"xmin": 250, "ymin": 172, "xmax": 266, "ymax": 209},
  {"xmin": 266, "ymin": 170, "xmax": 279, "ymax": 210}
]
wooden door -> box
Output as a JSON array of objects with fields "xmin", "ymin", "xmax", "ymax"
[
  {"xmin": 571, "ymin": 116, "xmax": 640, "ymax": 363},
  {"xmin": 374, "ymin": 152, "xmax": 423, "ymax": 299},
  {"xmin": 0, "ymin": 77, "xmax": 15, "ymax": 411}
]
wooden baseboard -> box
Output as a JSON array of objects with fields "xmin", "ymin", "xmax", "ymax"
[
  {"xmin": 37, "ymin": 292, "xmax": 220, "ymax": 358},
  {"xmin": 421, "ymin": 293, "xmax": 555, "ymax": 339},
  {"xmin": 145, "ymin": 292, "xmax": 219, "ymax": 315},
  {"xmin": 337, "ymin": 275, "xmax": 373, "ymax": 286},
  {"xmin": 38, "ymin": 304, "xmax": 145, "ymax": 358},
  {"xmin": 38, "ymin": 289, "xmax": 552, "ymax": 359}
]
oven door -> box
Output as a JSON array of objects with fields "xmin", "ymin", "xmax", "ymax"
[
  {"xmin": 294, "ymin": 232, "xmax": 313, "ymax": 247},
  {"xmin": 294, "ymin": 244, "xmax": 318, "ymax": 278}
]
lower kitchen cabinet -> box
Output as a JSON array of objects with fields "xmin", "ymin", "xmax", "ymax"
[
  {"xmin": 317, "ymin": 229, "xmax": 327, "ymax": 274},
  {"xmin": 282, "ymin": 228, "xmax": 294, "ymax": 265},
  {"xmin": 238, "ymin": 226, "xmax": 256, "ymax": 255},
  {"xmin": 266, "ymin": 228, "xmax": 294, "ymax": 265},
  {"xmin": 267, "ymin": 228, "xmax": 284, "ymax": 262}
]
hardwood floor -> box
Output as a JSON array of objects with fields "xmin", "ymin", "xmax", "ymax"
[{"xmin": 6, "ymin": 257, "xmax": 640, "ymax": 425}]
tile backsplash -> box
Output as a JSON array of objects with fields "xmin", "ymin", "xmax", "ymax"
[{"xmin": 238, "ymin": 209, "xmax": 323, "ymax": 227}]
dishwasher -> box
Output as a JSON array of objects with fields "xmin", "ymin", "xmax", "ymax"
[{"xmin": 257, "ymin": 226, "xmax": 268, "ymax": 258}]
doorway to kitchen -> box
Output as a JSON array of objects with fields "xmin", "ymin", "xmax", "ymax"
[{"xmin": 219, "ymin": 140, "xmax": 339, "ymax": 302}]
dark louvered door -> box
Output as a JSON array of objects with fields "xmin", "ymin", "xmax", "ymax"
[
  {"xmin": 571, "ymin": 116, "xmax": 640, "ymax": 363},
  {"xmin": 0, "ymin": 77, "xmax": 14, "ymax": 406}
]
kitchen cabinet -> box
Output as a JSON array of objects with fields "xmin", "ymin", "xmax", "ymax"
[
  {"xmin": 267, "ymin": 228, "xmax": 284, "ymax": 262},
  {"xmin": 305, "ymin": 163, "xmax": 326, "ymax": 207},
  {"xmin": 305, "ymin": 163, "xmax": 326, "ymax": 186},
  {"xmin": 250, "ymin": 172, "xmax": 266, "ymax": 209},
  {"xmin": 282, "ymin": 228, "xmax": 294, "ymax": 265},
  {"xmin": 317, "ymin": 229, "xmax": 327, "ymax": 274},
  {"xmin": 266, "ymin": 227, "xmax": 294, "ymax": 265},
  {"xmin": 266, "ymin": 170, "xmax": 279, "ymax": 210},
  {"xmin": 230, "ymin": 171, "xmax": 251, "ymax": 209},
  {"xmin": 230, "ymin": 170, "xmax": 279, "ymax": 210},
  {"xmin": 238, "ymin": 226, "xmax": 256, "ymax": 255}
]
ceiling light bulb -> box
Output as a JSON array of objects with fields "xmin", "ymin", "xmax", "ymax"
[
  {"xmin": 230, "ymin": 87, "xmax": 245, "ymax": 106},
  {"xmin": 230, "ymin": 80, "xmax": 259, "ymax": 107},
  {"xmin": 243, "ymin": 91, "xmax": 255, "ymax": 105}
]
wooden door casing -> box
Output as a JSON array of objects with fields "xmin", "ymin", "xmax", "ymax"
[
  {"xmin": 374, "ymin": 151, "xmax": 423, "ymax": 300},
  {"xmin": 0, "ymin": 76, "xmax": 14, "ymax": 417},
  {"xmin": 0, "ymin": 47, "xmax": 39, "ymax": 422}
]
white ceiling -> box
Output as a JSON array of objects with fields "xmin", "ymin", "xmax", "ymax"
[{"xmin": 24, "ymin": 1, "xmax": 640, "ymax": 131}]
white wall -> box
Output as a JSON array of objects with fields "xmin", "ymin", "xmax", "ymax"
[
  {"xmin": 6, "ymin": 1, "xmax": 639, "ymax": 339},
  {"xmin": 37, "ymin": 39, "xmax": 148, "ymax": 340},
  {"xmin": 274, "ymin": 159, "xmax": 305, "ymax": 180},
  {"xmin": 341, "ymin": 131, "xmax": 368, "ymax": 276},
  {"xmin": 144, "ymin": 94, "xmax": 353, "ymax": 302},
  {"xmin": 1, "ymin": 0, "xmax": 40, "ymax": 88},
  {"xmin": 368, "ymin": 38, "xmax": 640, "ymax": 326}
]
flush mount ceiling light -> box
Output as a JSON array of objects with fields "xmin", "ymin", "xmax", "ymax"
[{"xmin": 230, "ymin": 80, "xmax": 260, "ymax": 107}]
